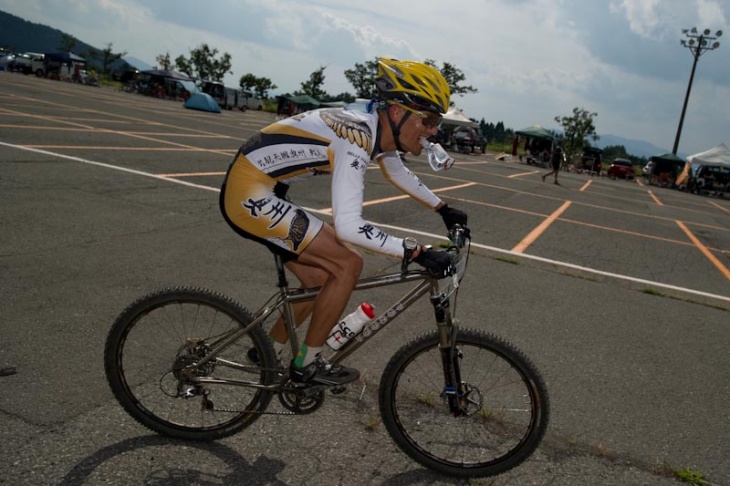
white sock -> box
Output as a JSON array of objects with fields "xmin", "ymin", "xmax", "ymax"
[{"xmin": 296, "ymin": 345, "xmax": 323, "ymax": 367}]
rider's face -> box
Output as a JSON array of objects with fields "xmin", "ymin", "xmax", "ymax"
[{"xmin": 394, "ymin": 106, "xmax": 438, "ymax": 156}]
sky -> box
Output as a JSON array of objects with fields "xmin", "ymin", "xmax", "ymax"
[{"xmin": 2, "ymin": 0, "xmax": 729, "ymax": 155}]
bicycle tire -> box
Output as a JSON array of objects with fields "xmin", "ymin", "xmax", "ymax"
[
  {"xmin": 379, "ymin": 328, "xmax": 549, "ymax": 477},
  {"xmin": 104, "ymin": 287, "xmax": 277, "ymax": 441}
]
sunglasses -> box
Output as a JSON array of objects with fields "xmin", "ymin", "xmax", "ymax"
[{"xmin": 396, "ymin": 103, "xmax": 443, "ymax": 128}]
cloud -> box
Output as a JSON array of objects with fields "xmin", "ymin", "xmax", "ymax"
[{"xmin": 1, "ymin": 0, "xmax": 728, "ymax": 154}]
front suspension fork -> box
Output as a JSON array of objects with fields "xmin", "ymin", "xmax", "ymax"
[{"xmin": 431, "ymin": 293, "xmax": 465, "ymax": 415}]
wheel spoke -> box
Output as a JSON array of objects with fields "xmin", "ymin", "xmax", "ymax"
[
  {"xmin": 105, "ymin": 288, "xmax": 275, "ymax": 440},
  {"xmin": 380, "ymin": 329, "xmax": 549, "ymax": 477}
]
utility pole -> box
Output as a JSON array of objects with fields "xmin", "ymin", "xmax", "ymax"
[{"xmin": 672, "ymin": 28, "xmax": 722, "ymax": 155}]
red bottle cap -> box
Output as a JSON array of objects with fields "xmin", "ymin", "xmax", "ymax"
[{"xmin": 360, "ymin": 303, "xmax": 375, "ymax": 319}]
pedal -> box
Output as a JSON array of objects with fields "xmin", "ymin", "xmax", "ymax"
[{"xmin": 330, "ymin": 386, "xmax": 346, "ymax": 395}]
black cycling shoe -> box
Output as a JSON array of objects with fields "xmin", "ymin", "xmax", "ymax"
[{"xmin": 289, "ymin": 357, "xmax": 360, "ymax": 386}]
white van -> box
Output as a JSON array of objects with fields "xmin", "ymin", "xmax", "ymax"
[
  {"xmin": 200, "ymin": 81, "xmax": 244, "ymax": 110},
  {"xmin": 242, "ymin": 90, "xmax": 263, "ymax": 110}
]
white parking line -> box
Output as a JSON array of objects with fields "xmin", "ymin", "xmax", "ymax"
[{"xmin": 3, "ymin": 141, "xmax": 729, "ymax": 305}]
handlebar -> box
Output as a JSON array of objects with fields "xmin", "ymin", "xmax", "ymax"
[
  {"xmin": 401, "ymin": 224, "xmax": 471, "ymax": 277},
  {"xmin": 447, "ymin": 224, "xmax": 470, "ymax": 250}
]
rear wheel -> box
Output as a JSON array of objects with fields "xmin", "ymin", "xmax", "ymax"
[
  {"xmin": 104, "ymin": 287, "xmax": 276, "ymax": 441},
  {"xmin": 379, "ymin": 329, "xmax": 549, "ymax": 477}
]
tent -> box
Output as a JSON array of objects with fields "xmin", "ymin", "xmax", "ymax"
[
  {"xmin": 648, "ymin": 153, "xmax": 685, "ymax": 187},
  {"xmin": 42, "ymin": 51, "xmax": 87, "ymax": 80},
  {"xmin": 687, "ymin": 143, "xmax": 730, "ymax": 168},
  {"xmin": 276, "ymin": 94, "xmax": 321, "ymax": 116},
  {"xmin": 44, "ymin": 51, "xmax": 86, "ymax": 63},
  {"xmin": 515, "ymin": 125, "xmax": 555, "ymax": 140},
  {"xmin": 141, "ymin": 69, "xmax": 192, "ymax": 81},
  {"xmin": 441, "ymin": 107, "xmax": 478, "ymax": 127},
  {"xmin": 184, "ymin": 93, "xmax": 221, "ymax": 113},
  {"xmin": 676, "ymin": 143, "xmax": 730, "ymax": 187},
  {"xmin": 513, "ymin": 125, "xmax": 556, "ymax": 159}
]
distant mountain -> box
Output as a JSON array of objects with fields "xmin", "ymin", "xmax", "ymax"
[
  {"xmin": 0, "ymin": 9, "xmax": 135, "ymax": 72},
  {"xmin": 595, "ymin": 134, "xmax": 686, "ymax": 159}
]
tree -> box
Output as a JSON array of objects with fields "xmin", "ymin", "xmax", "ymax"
[
  {"xmin": 59, "ymin": 33, "xmax": 76, "ymax": 52},
  {"xmin": 100, "ymin": 42, "xmax": 127, "ymax": 76},
  {"xmin": 155, "ymin": 52, "xmax": 173, "ymax": 70},
  {"xmin": 239, "ymin": 73, "xmax": 278, "ymax": 99},
  {"xmin": 174, "ymin": 43, "xmax": 232, "ymax": 81},
  {"xmin": 425, "ymin": 59, "xmax": 478, "ymax": 102},
  {"xmin": 343, "ymin": 58, "xmax": 378, "ymax": 99},
  {"xmin": 554, "ymin": 107, "xmax": 599, "ymax": 162},
  {"xmin": 294, "ymin": 66, "xmax": 328, "ymax": 100},
  {"xmin": 344, "ymin": 58, "xmax": 476, "ymax": 105}
]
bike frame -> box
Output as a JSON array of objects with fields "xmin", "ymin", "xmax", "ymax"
[{"xmin": 190, "ymin": 232, "xmax": 468, "ymax": 413}]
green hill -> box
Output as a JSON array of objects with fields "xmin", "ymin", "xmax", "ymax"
[{"xmin": 0, "ymin": 9, "xmax": 135, "ymax": 73}]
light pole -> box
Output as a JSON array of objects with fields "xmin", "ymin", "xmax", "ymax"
[{"xmin": 672, "ymin": 27, "xmax": 722, "ymax": 155}]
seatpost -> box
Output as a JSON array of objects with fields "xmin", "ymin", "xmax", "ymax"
[{"xmin": 274, "ymin": 254, "xmax": 288, "ymax": 288}]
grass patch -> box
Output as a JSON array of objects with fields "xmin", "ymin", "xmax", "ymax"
[
  {"xmin": 675, "ymin": 467, "xmax": 711, "ymax": 485},
  {"xmin": 493, "ymin": 256, "xmax": 519, "ymax": 265},
  {"xmin": 359, "ymin": 415, "xmax": 381, "ymax": 431},
  {"xmin": 640, "ymin": 288, "xmax": 728, "ymax": 311}
]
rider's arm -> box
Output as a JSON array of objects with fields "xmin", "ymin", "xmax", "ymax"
[
  {"xmin": 330, "ymin": 145, "xmax": 405, "ymax": 258},
  {"xmin": 377, "ymin": 152, "xmax": 443, "ymax": 209}
]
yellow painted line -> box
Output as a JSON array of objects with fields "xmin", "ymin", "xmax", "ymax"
[
  {"xmin": 708, "ymin": 200, "xmax": 730, "ymax": 215},
  {"xmin": 508, "ymin": 170, "xmax": 540, "ymax": 179},
  {"xmin": 0, "ymin": 125, "xmax": 232, "ymax": 138},
  {"xmin": 511, "ymin": 201, "xmax": 572, "ymax": 254},
  {"xmin": 647, "ymin": 190, "xmax": 664, "ymax": 206},
  {"xmin": 4, "ymin": 140, "xmax": 729, "ymax": 304},
  {"xmin": 319, "ymin": 182, "xmax": 477, "ymax": 214},
  {"xmin": 579, "ymin": 179, "xmax": 592, "ymax": 192},
  {"xmin": 635, "ymin": 179, "xmax": 645, "ymax": 187},
  {"xmin": 676, "ymin": 220, "xmax": 730, "ymax": 282},
  {"xmin": 158, "ymin": 171, "xmax": 226, "ymax": 177}
]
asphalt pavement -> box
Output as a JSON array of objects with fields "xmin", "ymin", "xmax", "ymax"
[{"xmin": 1, "ymin": 73, "xmax": 729, "ymax": 486}]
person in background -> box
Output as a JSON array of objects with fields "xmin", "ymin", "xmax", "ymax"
[{"xmin": 542, "ymin": 142, "xmax": 565, "ymax": 185}]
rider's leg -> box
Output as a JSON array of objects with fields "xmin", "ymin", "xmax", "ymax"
[
  {"xmin": 267, "ymin": 265, "xmax": 329, "ymax": 344},
  {"xmin": 291, "ymin": 224, "xmax": 363, "ymax": 347}
]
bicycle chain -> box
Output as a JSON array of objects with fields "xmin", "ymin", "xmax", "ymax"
[{"xmin": 210, "ymin": 405, "xmax": 299, "ymax": 416}]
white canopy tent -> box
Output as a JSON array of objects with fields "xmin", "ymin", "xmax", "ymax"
[
  {"xmin": 687, "ymin": 143, "xmax": 730, "ymax": 168},
  {"xmin": 676, "ymin": 143, "xmax": 730, "ymax": 188},
  {"xmin": 441, "ymin": 107, "xmax": 478, "ymax": 127}
]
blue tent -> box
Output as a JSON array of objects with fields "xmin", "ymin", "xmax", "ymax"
[{"xmin": 184, "ymin": 92, "xmax": 221, "ymax": 113}]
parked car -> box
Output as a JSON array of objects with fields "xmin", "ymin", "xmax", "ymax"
[
  {"xmin": 242, "ymin": 90, "xmax": 264, "ymax": 110},
  {"xmin": 642, "ymin": 161, "xmax": 654, "ymax": 177},
  {"xmin": 579, "ymin": 146, "xmax": 603, "ymax": 175},
  {"xmin": 607, "ymin": 158, "xmax": 635, "ymax": 180},
  {"xmin": 7, "ymin": 52, "xmax": 44, "ymax": 75},
  {"xmin": 451, "ymin": 126, "xmax": 487, "ymax": 154}
]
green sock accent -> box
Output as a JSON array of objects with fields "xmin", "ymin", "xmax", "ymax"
[{"xmin": 294, "ymin": 344, "xmax": 308, "ymax": 368}]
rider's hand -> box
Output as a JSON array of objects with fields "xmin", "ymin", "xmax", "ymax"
[
  {"xmin": 413, "ymin": 247, "xmax": 453, "ymax": 279},
  {"xmin": 437, "ymin": 204, "xmax": 467, "ymax": 230}
]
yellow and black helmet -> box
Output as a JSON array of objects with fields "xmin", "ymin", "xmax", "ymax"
[{"xmin": 375, "ymin": 57, "xmax": 450, "ymax": 115}]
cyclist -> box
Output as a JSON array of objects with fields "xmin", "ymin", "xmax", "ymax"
[{"xmin": 220, "ymin": 58, "xmax": 467, "ymax": 386}]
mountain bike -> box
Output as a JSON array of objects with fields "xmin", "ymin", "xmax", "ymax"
[{"xmin": 104, "ymin": 225, "xmax": 549, "ymax": 478}]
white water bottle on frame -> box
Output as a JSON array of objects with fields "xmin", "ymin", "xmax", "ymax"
[{"xmin": 326, "ymin": 303, "xmax": 376, "ymax": 351}]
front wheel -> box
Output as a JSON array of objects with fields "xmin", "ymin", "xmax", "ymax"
[
  {"xmin": 379, "ymin": 329, "xmax": 549, "ymax": 478},
  {"xmin": 104, "ymin": 287, "xmax": 277, "ymax": 441}
]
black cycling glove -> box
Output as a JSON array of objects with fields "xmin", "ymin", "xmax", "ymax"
[
  {"xmin": 413, "ymin": 248, "xmax": 453, "ymax": 279},
  {"xmin": 437, "ymin": 204, "xmax": 468, "ymax": 230}
]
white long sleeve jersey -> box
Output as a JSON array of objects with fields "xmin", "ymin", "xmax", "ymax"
[{"xmin": 237, "ymin": 107, "xmax": 442, "ymax": 258}]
